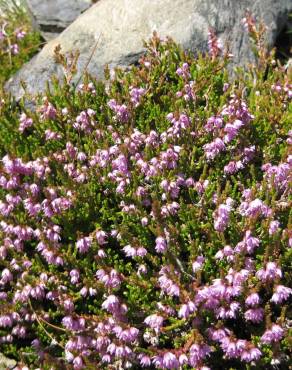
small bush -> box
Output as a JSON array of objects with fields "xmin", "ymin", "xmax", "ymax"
[
  {"xmin": 0, "ymin": 13, "xmax": 291, "ymax": 370},
  {"xmin": 0, "ymin": 0, "xmax": 41, "ymax": 86}
]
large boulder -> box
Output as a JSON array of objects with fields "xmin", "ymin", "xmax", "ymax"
[
  {"xmin": 6, "ymin": 0, "xmax": 292, "ymax": 100},
  {"xmin": 25, "ymin": 0, "xmax": 93, "ymax": 41}
]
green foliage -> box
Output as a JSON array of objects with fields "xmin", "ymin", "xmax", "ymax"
[
  {"xmin": 0, "ymin": 17, "xmax": 291, "ymax": 370},
  {"xmin": 0, "ymin": 0, "xmax": 41, "ymax": 86}
]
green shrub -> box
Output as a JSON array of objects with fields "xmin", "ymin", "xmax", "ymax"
[
  {"xmin": 0, "ymin": 14, "xmax": 291, "ymax": 370},
  {"xmin": 0, "ymin": 0, "xmax": 41, "ymax": 86}
]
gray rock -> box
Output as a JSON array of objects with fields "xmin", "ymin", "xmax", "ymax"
[
  {"xmin": 25, "ymin": 0, "xmax": 93, "ymax": 40},
  {"xmin": 0, "ymin": 353, "xmax": 16, "ymax": 370},
  {"xmin": 6, "ymin": 0, "xmax": 292, "ymax": 100}
]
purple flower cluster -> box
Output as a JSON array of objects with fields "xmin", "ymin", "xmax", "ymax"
[
  {"xmin": 213, "ymin": 198, "xmax": 233, "ymax": 232},
  {"xmin": 0, "ymin": 21, "xmax": 27, "ymax": 58},
  {"xmin": 207, "ymin": 28, "xmax": 223, "ymax": 58},
  {"xmin": 108, "ymin": 99, "xmax": 129, "ymax": 122},
  {"xmin": 19, "ymin": 113, "xmax": 33, "ymax": 133}
]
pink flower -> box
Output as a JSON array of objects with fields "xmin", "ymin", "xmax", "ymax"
[
  {"xmin": 213, "ymin": 199, "xmax": 233, "ymax": 232},
  {"xmin": 241, "ymin": 347, "xmax": 262, "ymax": 362},
  {"xmin": 101, "ymin": 295, "xmax": 120, "ymax": 313},
  {"xmin": 162, "ymin": 352, "xmax": 179, "ymax": 369},
  {"xmin": 76, "ymin": 237, "xmax": 92, "ymax": 253},
  {"xmin": 158, "ymin": 274, "xmax": 180, "ymax": 297},
  {"xmin": 240, "ymin": 198, "xmax": 271, "ymax": 218},
  {"xmin": 192, "ymin": 256, "xmax": 205, "ymax": 272},
  {"xmin": 176, "ymin": 62, "xmax": 190, "ymax": 79},
  {"xmin": 177, "ymin": 354, "xmax": 188, "ymax": 365},
  {"xmin": 115, "ymin": 326, "xmax": 139, "ymax": 342},
  {"xmin": 256, "ymin": 262, "xmax": 282, "ymax": 282},
  {"xmin": 19, "ymin": 113, "xmax": 33, "ymax": 133},
  {"xmin": 112, "ymin": 154, "xmax": 129, "ymax": 176},
  {"xmin": 208, "ymin": 327, "xmax": 230, "ymax": 342},
  {"xmin": 271, "ymin": 285, "xmax": 292, "ymax": 304},
  {"xmin": 262, "ymin": 161, "xmax": 290, "ymax": 192},
  {"xmin": 203, "ymin": 138, "xmax": 225, "ymax": 160},
  {"xmin": 220, "ymin": 337, "xmax": 246, "ymax": 358},
  {"xmin": 108, "ymin": 99, "xmax": 129, "ymax": 122},
  {"xmin": 62, "ymin": 316, "xmax": 85, "ymax": 331},
  {"xmin": 45, "ymin": 129, "xmax": 61, "ymax": 141},
  {"xmin": 95, "ymin": 230, "xmax": 107, "ymax": 245},
  {"xmin": 205, "ymin": 116, "xmax": 223, "ymax": 132},
  {"xmin": 207, "ymin": 28, "xmax": 222, "ymax": 58},
  {"xmin": 40, "ymin": 100, "xmax": 57, "ymax": 120},
  {"xmin": 129, "ymin": 86, "xmax": 146, "ymax": 107},
  {"xmin": 144, "ymin": 314, "xmax": 164, "ymax": 331},
  {"xmin": 15, "ymin": 29, "xmax": 26, "ymax": 39},
  {"xmin": 1, "ymin": 268, "xmax": 13, "ymax": 284},
  {"xmin": 97, "ymin": 249, "xmax": 106, "ymax": 258},
  {"xmin": 244, "ymin": 308, "xmax": 264, "ymax": 323},
  {"xmin": 235, "ymin": 231, "xmax": 260, "ymax": 254},
  {"xmin": 0, "ymin": 314, "xmax": 13, "ymax": 327},
  {"xmin": 139, "ymin": 354, "xmax": 151, "ymax": 367},
  {"xmin": 178, "ymin": 301, "xmax": 196, "ymax": 319},
  {"xmin": 136, "ymin": 247, "xmax": 147, "ymax": 257},
  {"xmin": 224, "ymin": 160, "xmax": 243, "ymax": 174},
  {"xmin": 245, "ymin": 292, "xmax": 260, "ymax": 307},
  {"xmin": 216, "ymin": 301, "xmax": 240, "ymax": 319},
  {"xmin": 155, "ymin": 236, "xmax": 168, "ymax": 253},
  {"xmin": 189, "ymin": 343, "xmax": 211, "ymax": 367},
  {"xmin": 242, "ymin": 11, "xmax": 256, "ymax": 33},
  {"xmin": 141, "ymin": 217, "xmax": 148, "ymax": 226},
  {"xmin": 261, "ymin": 324, "xmax": 284, "ymax": 344},
  {"xmin": 269, "ymin": 220, "xmax": 280, "ymax": 235},
  {"xmin": 152, "ymin": 355, "xmax": 163, "ymax": 368},
  {"xmin": 178, "ymin": 304, "xmax": 190, "ymax": 319},
  {"xmin": 96, "ymin": 269, "xmax": 121, "ymax": 288},
  {"xmin": 69, "ymin": 269, "xmax": 80, "ymax": 284},
  {"xmin": 224, "ymin": 120, "xmax": 243, "ymax": 143},
  {"xmin": 10, "ymin": 43, "xmax": 19, "ymax": 55},
  {"xmin": 73, "ymin": 356, "xmax": 84, "ymax": 369},
  {"xmin": 123, "ymin": 245, "xmax": 136, "ymax": 257}
]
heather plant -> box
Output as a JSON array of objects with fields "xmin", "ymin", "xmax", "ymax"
[
  {"xmin": 0, "ymin": 0, "xmax": 41, "ymax": 86},
  {"xmin": 0, "ymin": 13, "xmax": 291, "ymax": 370}
]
